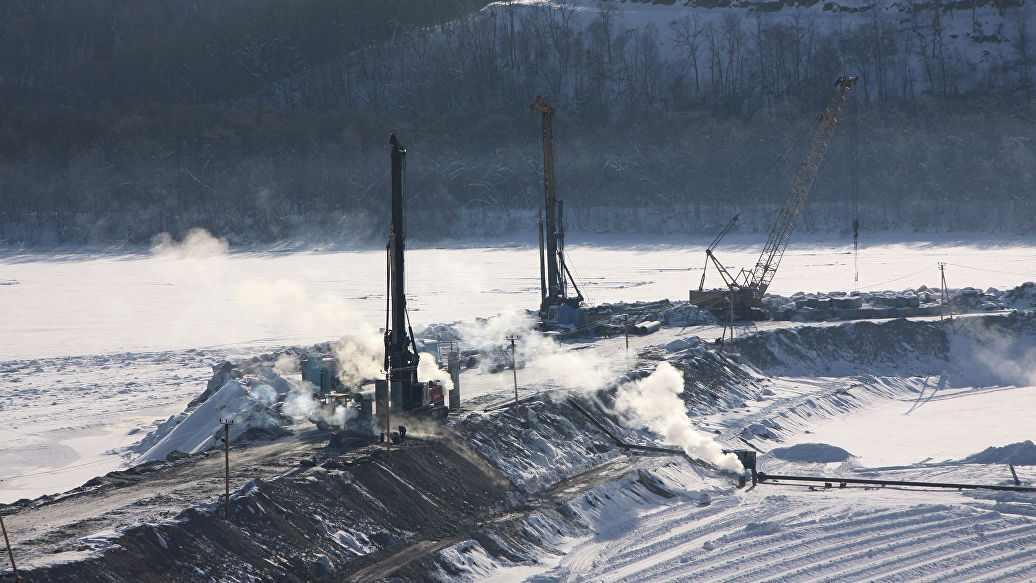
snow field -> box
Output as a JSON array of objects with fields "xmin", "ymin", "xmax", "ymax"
[
  {"xmin": 4, "ymin": 234, "xmax": 1035, "ymax": 360},
  {"xmin": 432, "ymin": 314, "xmax": 1036, "ymax": 582},
  {"xmin": 0, "ymin": 350, "xmax": 222, "ymax": 503},
  {"xmin": 2, "ymin": 237, "xmax": 1036, "ymax": 581},
  {"xmin": 1, "ymin": 235, "xmax": 1032, "ymax": 502}
]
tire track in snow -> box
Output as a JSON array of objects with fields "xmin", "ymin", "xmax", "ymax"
[
  {"xmin": 869, "ymin": 528, "xmax": 1036, "ymax": 583},
  {"xmin": 633, "ymin": 505, "xmax": 990, "ymax": 583},
  {"xmin": 755, "ymin": 515, "xmax": 1035, "ymax": 582},
  {"xmin": 602, "ymin": 499, "xmax": 815, "ymax": 582},
  {"xmin": 961, "ymin": 549, "xmax": 1036, "ymax": 583},
  {"xmin": 703, "ymin": 507, "xmax": 1001, "ymax": 582}
]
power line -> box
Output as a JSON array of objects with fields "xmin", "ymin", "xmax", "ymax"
[{"xmin": 944, "ymin": 262, "xmax": 1034, "ymax": 278}]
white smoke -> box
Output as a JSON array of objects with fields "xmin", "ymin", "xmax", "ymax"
[
  {"xmin": 277, "ymin": 354, "xmax": 358, "ymax": 429},
  {"xmin": 951, "ymin": 318, "xmax": 1036, "ymax": 388},
  {"xmin": 283, "ymin": 386, "xmax": 357, "ymax": 429},
  {"xmin": 456, "ymin": 311, "xmax": 616, "ymax": 392},
  {"xmin": 331, "ymin": 332, "xmax": 385, "ymax": 387},
  {"xmin": 614, "ymin": 362, "xmax": 743, "ymax": 472},
  {"xmin": 151, "ymin": 228, "xmax": 229, "ymax": 257},
  {"xmin": 418, "ymin": 352, "xmax": 453, "ymax": 391}
]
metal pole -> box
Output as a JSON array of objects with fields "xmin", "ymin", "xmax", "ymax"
[
  {"xmin": 219, "ymin": 419, "xmax": 232, "ymax": 521},
  {"xmin": 758, "ymin": 472, "xmax": 1036, "ymax": 492},
  {"xmin": 726, "ymin": 287, "xmax": 735, "ymax": 352},
  {"xmin": 508, "ymin": 335, "xmax": 519, "ymax": 416},
  {"xmin": 624, "ymin": 314, "xmax": 630, "ymax": 371},
  {"xmin": 385, "ymin": 371, "xmax": 391, "ymax": 457},
  {"xmin": 538, "ymin": 210, "xmax": 547, "ymax": 304},
  {"xmin": 0, "ymin": 501, "xmax": 18, "ymax": 583},
  {"xmin": 624, "ymin": 314, "xmax": 629, "ymax": 352},
  {"xmin": 1010, "ymin": 464, "xmax": 1020, "ymax": 486}
]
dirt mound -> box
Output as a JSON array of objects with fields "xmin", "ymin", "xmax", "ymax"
[
  {"xmin": 733, "ymin": 318, "xmax": 949, "ymax": 377},
  {"xmin": 962, "ymin": 440, "xmax": 1036, "ymax": 465},
  {"xmin": 769, "ymin": 443, "xmax": 853, "ymax": 463}
]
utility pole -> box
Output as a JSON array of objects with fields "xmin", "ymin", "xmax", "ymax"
[
  {"xmin": 939, "ymin": 263, "xmax": 953, "ymax": 322},
  {"xmin": 624, "ymin": 314, "xmax": 630, "ymax": 371},
  {"xmin": 218, "ymin": 418, "xmax": 232, "ymax": 521},
  {"xmin": 0, "ymin": 489, "xmax": 18, "ymax": 583},
  {"xmin": 507, "ymin": 335, "xmax": 520, "ymax": 416},
  {"xmin": 385, "ymin": 370, "xmax": 391, "ymax": 457},
  {"xmin": 720, "ymin": 286, "xmax": 735, "ymax": 353},
  {"xmin": 729, "ymin": 289, "xmax": 735, "ymax": 350},
  {"xmin": 624, "ymin": 314, "xmax": 630, "ymax": 351}
]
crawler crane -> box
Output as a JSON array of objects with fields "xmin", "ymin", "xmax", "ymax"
[{"xmin": 690, "ymin": 76, "xmax": 857, "ymax": 319}]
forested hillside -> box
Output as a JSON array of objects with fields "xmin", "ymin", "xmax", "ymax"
[{"xmin": 0, "ymin": 0, "xmax": 1033, "ymax": 245}]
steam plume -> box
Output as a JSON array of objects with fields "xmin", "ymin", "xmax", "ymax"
[
  {"xmin": 615, "ymin": 362, "xmax": 743, "ymax": 472},
  {"xmin": 151, "ymin": 228, "xmax": 229, "ymax": 257},
  {"xmin": 456, "ymin": 311, "xmax": 617, "ymax": 392},
  {"xmin": 277, "ymin": 354, "xmax": 358, "ymax": 429}
]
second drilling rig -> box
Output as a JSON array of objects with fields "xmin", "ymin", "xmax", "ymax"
[{"xmin": 530, "ymin": 96, "xmax": 593, "ymax": 332}]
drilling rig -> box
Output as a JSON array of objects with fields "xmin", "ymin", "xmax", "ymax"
[
  {"xmin": 530, "ymin": 96, "xmax": 588, "ymax": 330},
  {"xmin": 304, "ymin": 135, "xmax": 448, "ymax": 433},
  {"xmin": 690, "ymin": 76, "xmax": 858, "ymax": 319},
  {"xmin": 375, "ymin": 134, "xmax": 446, "ymax": 417}
]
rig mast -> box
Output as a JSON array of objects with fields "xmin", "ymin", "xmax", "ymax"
[
  {"xmin": 531, "ymin": 96, "xmax": 582, "ymax": 316},
  {"xmin": 385, "ymin": 134, "xmax": 422, "ymax": 410}
]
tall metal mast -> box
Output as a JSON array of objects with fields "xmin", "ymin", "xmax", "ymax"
[
  {"xmin": 530, "ymin": 96, "xmax": 562, "ymax": 311},
  {"xmin": 386, "ymin": 134, "xmax": 421, "ymax": 410},
  {"xmin": 531, "ymin": 96, "xmax": 583, "ymax": 314}
]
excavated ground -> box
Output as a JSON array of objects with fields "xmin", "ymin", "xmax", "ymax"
[
  {"xmin": 5, "ymin": 311, "xmax": 1035, "ymax": 582},
  {"xmin": 4, "ymin": 391, "xmax": 647, "ymax": 582}
]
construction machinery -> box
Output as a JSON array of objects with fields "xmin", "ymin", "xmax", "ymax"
[
  {"xmin": 305, "ymin": 134, "xmax": 448, "ymax": 434},
  {"xmin": 302, "ymin": 355, "xmax": 375, "ymax": 432},
  {"xmin": 690, "ymin": 76, "xmax": 858, "ymax": 319},
  {"xmin": 376, "ymin": 134, "xmax": 448, "ymax": 418},
  {"xmin": 530, "ymin": 96, "xmax": 597, "ymax": 331}
]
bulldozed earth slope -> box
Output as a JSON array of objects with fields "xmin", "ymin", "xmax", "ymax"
[{"xmin": 5, "ymin": 312, "xmax": 1036, "ymax": 582}]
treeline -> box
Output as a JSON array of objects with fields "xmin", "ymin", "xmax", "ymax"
[
  {"xmin": 0, "ymin": 0, "xmax": 489, "ymax": 108},
  {"xmin": 0, "ymin": 0, "xmax": 1033, "ymax": 244},
  {"xmin": 1, "ymin": 99, "xmax": 1032, "ymax": 244},
  {"xmin": 247, "ymin": 0, "xmax": 1035, "ymax": 112}
]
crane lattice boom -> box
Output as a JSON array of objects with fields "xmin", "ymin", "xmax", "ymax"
[{"xmin": 747, "ymin": 76, "xmax": 857, "ymax": 295}]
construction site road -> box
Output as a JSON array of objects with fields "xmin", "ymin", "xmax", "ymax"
[
  {"xmin": 3, "ymin": 425, "xmax": 339, "ymax": 569},
  {"xmin": 347, "ymin": 455, "xmax": 642, "ymax": 583}
]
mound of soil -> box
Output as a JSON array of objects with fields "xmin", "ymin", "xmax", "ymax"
[
  {"xmin": 769, "ymin": 443, "xmax": 853, "ymax": 463},
  {"xmin": 962, "ymin": 440, "xmax": 1036, "ymax": 465}
]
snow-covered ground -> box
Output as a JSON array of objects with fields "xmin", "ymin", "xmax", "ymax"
[
  {"xmin": 431, "ymin": 315, "xmax": 1036, "ymax": 582},
  {"xmin": 796, "ymin": 383, "xmax": 1036, "ymax": 467},
  {"xmin": 1, "ymin": 233, "xmax": 1035, "ymax": 507},
  {"xmin": 4, "ymin": 233, "xmax": 1034, "ymax": 359}
]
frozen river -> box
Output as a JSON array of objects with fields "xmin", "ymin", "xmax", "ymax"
[
  {"xmin": 3, "ymin": 232, "xmax": 1035, "ymax": 360},
  {"xmin": 1, "ymin": 232, "xmax": 1035, "ymax": 502}
]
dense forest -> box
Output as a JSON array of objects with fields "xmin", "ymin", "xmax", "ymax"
[{"xmin": 0, "ymin": 0, "xmax": 1033, "ymax": 245}]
